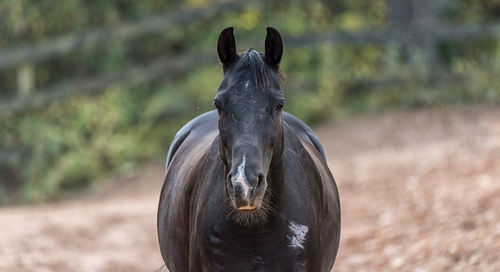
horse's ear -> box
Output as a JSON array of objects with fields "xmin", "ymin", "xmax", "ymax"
[
  {"xmin": 217, "ymin": 27, "xmax": 238, "ymax": 66},
  {"xmin": 264, "ymin": 27, "xmax": 283, "ymax": 68}
]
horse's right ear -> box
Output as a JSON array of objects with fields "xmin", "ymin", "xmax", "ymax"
[{"xmin": 217, "ymin": 27, "xmax": 238, "ymax": 66}]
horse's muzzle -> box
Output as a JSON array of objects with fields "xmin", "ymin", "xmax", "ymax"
[{"xmin": 228, "ymin": 171, "xmax": 265, "ymax": 211}]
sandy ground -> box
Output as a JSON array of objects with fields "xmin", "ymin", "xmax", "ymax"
[{"xmin": 1, "ymin": 105, "xmax": 499, "ymax": 272}]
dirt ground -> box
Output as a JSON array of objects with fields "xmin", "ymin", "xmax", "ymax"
[{"xmin": 1, "ymin": 105, "xmax": 499, "ymax": 272}]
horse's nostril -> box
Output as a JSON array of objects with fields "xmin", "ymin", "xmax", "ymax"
[
  {"xmin": 257, "ymin": 173, "xmax": 264, "ymax": 187},
  {"xmin": 227, "ymin": 173, "xmax": 234, "ymax": 188}
]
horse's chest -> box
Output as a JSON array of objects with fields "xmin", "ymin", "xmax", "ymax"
[{"xmin": 195, "ymin": 221, "xmax": 310, "ymax": 271}]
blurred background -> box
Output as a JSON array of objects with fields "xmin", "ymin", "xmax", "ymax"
[{"xmin": 0, "ymin": 0, "xmax": 499, "ymax": 271}]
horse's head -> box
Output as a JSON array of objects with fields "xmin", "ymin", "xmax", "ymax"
[{"xmin": 214, "ymin": 27, "xmax": 284, "ymax": 225}]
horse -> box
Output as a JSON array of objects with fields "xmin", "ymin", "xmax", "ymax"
[{"xmin": 157, "ymin": 27, "xmax": 340, "ymax": 272}]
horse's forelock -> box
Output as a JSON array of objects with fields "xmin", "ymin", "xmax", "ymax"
[{"xmin": 232, "ymin": 49, "xmax": 282, "ymax": 90}]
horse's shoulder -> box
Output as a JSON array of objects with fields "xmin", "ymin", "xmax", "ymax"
[
  {"xmin": 283, "ymin": 112, "xmax": 327, "ymax": 162},
  {"xmin": 165, "ymin": 110, "xmax": 218, "ymax": 170}
]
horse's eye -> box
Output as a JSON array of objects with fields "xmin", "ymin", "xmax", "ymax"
[
  {"xmin": 276, "ymin": 101, "xmax": 285, "ymax": 111},
  {"xmin": 214, "ymin": 100, "xmax": 222, "ymax": 110}
]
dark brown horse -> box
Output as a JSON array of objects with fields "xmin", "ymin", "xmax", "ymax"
[{"xmin": 157, "ymin": 27, "xmax": 340, "ymax": 271}]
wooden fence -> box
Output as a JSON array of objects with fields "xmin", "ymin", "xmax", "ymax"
[{"xmin": 0, "ymin": 0, "xmax": 499, "ymax": 115}]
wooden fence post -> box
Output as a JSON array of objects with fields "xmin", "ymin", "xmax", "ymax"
[
  {"xmin": 414, "ymin": 0, "xmax": 438, "ymax": 79},
  {"xmin": 387, "ymin": 0, "xmax": 438, "ymax": 79},
  {"xmin": 17, "ymin": 63, "xmax": 35, "ymax": 98}
]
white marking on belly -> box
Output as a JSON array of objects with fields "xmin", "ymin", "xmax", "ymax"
[
  {"xmin": 233, "ymin": 156, "xmax": 250, "ymax": 198},
  {"xmin": 288, "ymin": 221, "xmax": 309, "ymax": 249},
  {"xmin": 245, "ymin": 80, "xmax": 250, "ymax": 90}
]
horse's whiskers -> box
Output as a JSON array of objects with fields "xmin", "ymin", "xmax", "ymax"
[{"xmin": 226, "ymin": 188, "xmax": 278, "ymax": 227}]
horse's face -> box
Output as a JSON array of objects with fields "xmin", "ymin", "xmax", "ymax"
[{"xmin": 214, "ymin": 27, "xmax": 284, "ymax": 224}]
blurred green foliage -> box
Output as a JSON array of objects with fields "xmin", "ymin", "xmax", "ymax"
[{"xmin": 0, "ymin": 0, "xmax": 499, "ymax": 203}]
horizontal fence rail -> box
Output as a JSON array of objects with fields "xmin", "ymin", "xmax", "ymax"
[{"xmin": 284, "ymin": 23, "xmax": 500, "ymax": 46}]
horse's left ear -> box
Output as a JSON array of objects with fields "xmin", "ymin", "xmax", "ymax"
[{"xmin": 264, "ymin": 27, "xmax": 283, "ymax": 68}]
